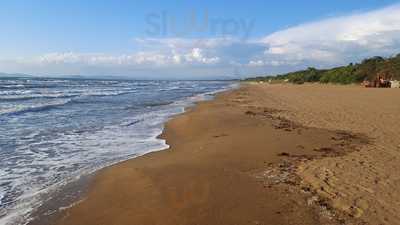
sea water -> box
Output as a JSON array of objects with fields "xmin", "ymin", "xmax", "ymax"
[{"xmin": 0, "ymin": 77, "xmax": 235, "ymax": 225}]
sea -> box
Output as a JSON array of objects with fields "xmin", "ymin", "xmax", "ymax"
[{"xmin": 0, "ymin": 77, "xmax": 236, "ymax": 225}]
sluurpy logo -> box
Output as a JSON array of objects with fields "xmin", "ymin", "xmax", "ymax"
[{"xmin": 145, "ymin": 10, "xmax": 255, "ymax": 40}]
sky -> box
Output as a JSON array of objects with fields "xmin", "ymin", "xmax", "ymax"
[{"xmin": 1, "ymin": 0, "xmax": 400, "ymax": 79}]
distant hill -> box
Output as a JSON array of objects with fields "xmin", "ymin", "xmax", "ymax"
[{"xmin": 245, "ymin": 54, "xmax": 400, "ymax": 84}]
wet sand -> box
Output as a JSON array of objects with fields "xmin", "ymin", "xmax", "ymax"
[{"xmin": 52, "ymin": 83, "xmax": 399, "ymax": 225}]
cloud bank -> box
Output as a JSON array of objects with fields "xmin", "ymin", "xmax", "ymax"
[
  {"xmin": 258, "ymin": 3, "xmax": 400, "ymax": 68},
  {"xmin": 1, "ymin": 4, "xmax": 400, "ymax": 79}
]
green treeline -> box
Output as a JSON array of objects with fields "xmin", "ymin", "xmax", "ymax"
[{"xmin": 245, "ymin": 54, "xmax": 400, "ymax": 84}]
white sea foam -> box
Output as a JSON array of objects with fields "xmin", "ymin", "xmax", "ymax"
[
  {"xmin": 0, "ymin": 99, "xmax": 72, "ymax": 116},
  {"xmin": 0, "ymin": 187, "xmax": 5, "ymax": 206},
  {"xmin": 0, "ymin": 88, "xmax": 138, "ymax": 101},
  {"xmin": 0, "ymin": 110, "xmax": 174, "ymax": 225}
]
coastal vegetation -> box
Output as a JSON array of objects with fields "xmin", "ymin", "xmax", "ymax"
[{"xmin": 246, "ymin": 54, "xmax": 400, "ymax": 84}]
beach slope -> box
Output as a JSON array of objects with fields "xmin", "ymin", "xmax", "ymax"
[{"xmin": 53, "ymin": 83, "xmax": 400, "ymax": 225}]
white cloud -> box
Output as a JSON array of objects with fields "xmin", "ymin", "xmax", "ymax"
[
  {"xmin": 15, "ymin": 48, "xmax": 221, "ymax": 67},
  {"xmin": 255, "ymin": 3, "xmax": 400, "ymax": 67},
  {"xmin": 248, "ymin": 60, "xmax": 265, "ymax": 67}
]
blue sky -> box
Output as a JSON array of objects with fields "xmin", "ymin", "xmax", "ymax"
[{"xmin": 1, "ymin": 0, "xmax": 400, "ymax": 79}]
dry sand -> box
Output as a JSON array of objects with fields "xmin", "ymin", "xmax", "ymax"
[
  {"xmin": 50, "ymin": 83, "xmax": 399, "ymax": 225},
  {"xmin": 249, "ymin": 83, "xmax": 400, "ymax": 225}
]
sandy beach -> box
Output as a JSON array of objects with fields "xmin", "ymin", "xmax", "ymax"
[{"xmin": 47, "ymin": 83, "xmax": 399, "ymax": 225}]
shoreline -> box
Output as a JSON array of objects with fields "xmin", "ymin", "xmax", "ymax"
[
  {"xmin": 25, "ymin": 84, "xmax": 238, "ymax": 225},
  {"xmin": 26, "ymin": 173, "xmax": 95, "ymax": 225},
  {"xmin": 32, "ymin": 83, "xmax": 399, "ymax": 225}
]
